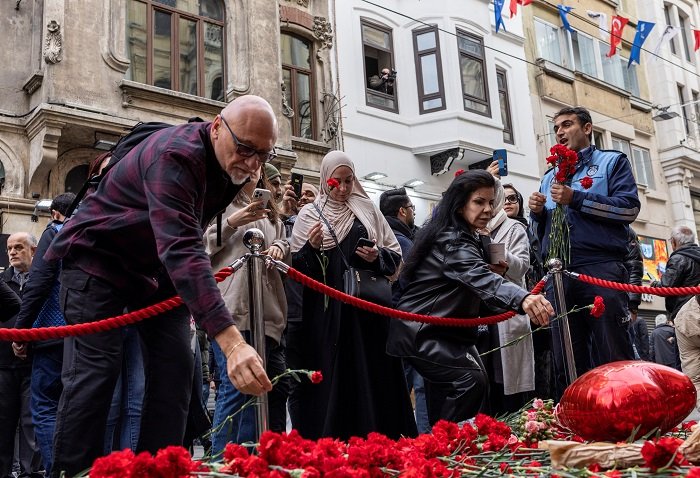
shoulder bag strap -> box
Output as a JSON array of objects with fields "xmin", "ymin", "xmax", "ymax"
[{"xmin": 312, "ymin": 203, "xmax": 352, "ymax": 270}]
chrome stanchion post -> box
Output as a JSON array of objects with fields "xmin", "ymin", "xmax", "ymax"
[
  {"xmin": 242, "ymin": 228, "xmax": 268, "ymax": 439},
  {"xmin": 547, "ymin": 258, "xmax": 577, "ymax": 385}
]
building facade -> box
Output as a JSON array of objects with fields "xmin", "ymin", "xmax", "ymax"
[
  {"xmin": 523, "ymin": 0, "xmax": 674, "ymax": 320},
  {"xmin": 0, "ymin": 0, "xmax": 340, "ymax": 266},
  {"xmin": 333, "ymin": 0, "xmax": 543, "ymax": 221}
]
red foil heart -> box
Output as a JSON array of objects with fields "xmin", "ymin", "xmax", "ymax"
[{"xmin": 557, "ymin": 361, "xmax": 696, "ymax": 442}]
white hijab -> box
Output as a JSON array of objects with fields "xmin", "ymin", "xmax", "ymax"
[{"xmin": 290, "ymin": 151, "xmax": 400, "ymax": 257}]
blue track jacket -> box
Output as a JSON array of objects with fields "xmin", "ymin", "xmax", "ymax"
[{"xmin": 530, "ymin": 146, "xmax": 640, "ymax": 267}]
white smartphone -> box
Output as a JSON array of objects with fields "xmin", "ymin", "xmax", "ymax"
[{"xmin": 252, "ymin": 188, "xmax": 272, "ymax": 209}]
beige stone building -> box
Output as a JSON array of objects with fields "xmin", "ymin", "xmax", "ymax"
[
  {"xmin": 0, "ymin": 0, "xmax": 340, "ymax": 267},
  {"xmin": 522, "ymin": 0, "xmax": 672, "ymax": 320}
]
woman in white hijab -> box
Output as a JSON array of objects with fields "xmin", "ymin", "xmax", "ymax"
[{"xmin": 289, "ymin": 151, "xmax": 416, "ymax": 440}]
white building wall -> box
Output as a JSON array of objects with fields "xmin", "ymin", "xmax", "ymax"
[{"xmin": 334, "ymin": 0, "xmax": 542, "ymax": 222}]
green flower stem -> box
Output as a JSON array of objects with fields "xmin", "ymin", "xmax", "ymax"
[{"xmin": 479, "ymin": 304, "xmax": 594, "ymax": 357}]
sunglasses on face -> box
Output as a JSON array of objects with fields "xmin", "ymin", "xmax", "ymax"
[{"xmin": 504, "ymin": 194, "xmax": 519, "ymax": 204}]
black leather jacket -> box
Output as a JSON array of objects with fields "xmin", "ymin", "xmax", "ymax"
[
  {"xmin": 624, "ymin": 227, "xmax": 643, "ymax": 312},
  {"xmin": 657, "ymin": 243, "xmax": 700, "ymax": 320},
  {"xmin": 387, "ymin": 227, "xmax": 529, "ymax": 362}
]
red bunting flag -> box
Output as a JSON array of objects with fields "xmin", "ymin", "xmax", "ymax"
[
  {"xmin": 509, "ymin": 0, "xmax": 532, "ymax": 18},
  {"xmin": 694, "ymin": 29, "xmax": 700, "ymax": 51},
  {"xmin": 607, "ymin": 15, "xmax": 629, "ymax": 57}
]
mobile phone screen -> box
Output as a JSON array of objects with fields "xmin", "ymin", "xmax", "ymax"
[{"xmin": 291, "ymin": 173, "xmax": 304, "ymax": 198}]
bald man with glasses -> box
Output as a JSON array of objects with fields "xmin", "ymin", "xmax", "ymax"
[{"xmin": 45, "ymin": 95, "xmax": 277, "ymax": 477}]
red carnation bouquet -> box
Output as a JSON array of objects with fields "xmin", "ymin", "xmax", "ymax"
[{"xmin": 545, "ymin": 144, "xmax": 593, "ymax": 266}]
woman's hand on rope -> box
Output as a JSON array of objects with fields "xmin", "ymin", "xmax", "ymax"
[
  {"xmin": 521, "ymin": 294, "xmax": 555, "ymax": 326},
  {"xmin": 355, "ymin": 240, "xmax": 379, "ymax": 263},
  {"xmin": 308, "ymin": 222, "xmax": 323, "ymax": 249},
  {"xmin": 226, "ymin": 201, "xmax": 270, "ymax": 228}
]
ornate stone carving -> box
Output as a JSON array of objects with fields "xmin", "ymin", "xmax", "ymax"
[
  {"xmin": 321, "ymin": 92, "xmax": 341, "ymax": 147},
  {"xmin": 313, "ymin": 16, "xmax": 333, "ymax": 60},
  {"xmin": 281, "ymin": 82, "xmax": 294, "ymax": 118},
  {"xmin": 284, "ymin": 0, "xmax": 309, "ymax": 7},
  {"xmin": 44, "ymin": 20, "xmax": 63, "ymax": 64}
]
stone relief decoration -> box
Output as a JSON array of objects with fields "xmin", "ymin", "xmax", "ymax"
[
  {"xmin": 313, "ymin": 16, "xmax": 333, "ymax": 61},
  {"xmin": 44, "ymin": 20, "xmax": 63, "ymax": 64},
  {"xmin": 321, "ymin": 92, "xmax": 342, "ymax": 147},
  {"xmin": 281, "ymin": 83, "xmax": 294, "ymax": 118},
  {"xmin": 283, "ymin": 0, "xmax": 309, "ymax": 7}
]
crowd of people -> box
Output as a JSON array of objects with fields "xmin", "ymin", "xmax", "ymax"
[{"xmin": 1, "ymin": 97, "xmax": 699, "ymax": 478}]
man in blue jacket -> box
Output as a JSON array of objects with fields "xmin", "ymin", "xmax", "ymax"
[{"xmin": 528, "ymin": 106, "xmax": 640, "ymax": 396}]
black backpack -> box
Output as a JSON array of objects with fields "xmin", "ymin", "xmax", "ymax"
[{"xmin": 65, "ymin": 118, "xmax": 205, "ymax": 218}]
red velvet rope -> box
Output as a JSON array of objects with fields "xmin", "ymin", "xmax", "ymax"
[
  {"xmin": 573, "ymin": 273, "xmax": 700, "ymax": 296},
  {"xmin": 0, "ymin": 268, "xmax": 235, "ymax": 342},
  {"xmin": 286, "ymin": 266, "xmax": 546, "ymax": 328}
]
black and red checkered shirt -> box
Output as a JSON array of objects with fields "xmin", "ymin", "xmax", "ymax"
[{"xmin": 46, "ymin": 121, "xmax": 242, "ymax": 337}]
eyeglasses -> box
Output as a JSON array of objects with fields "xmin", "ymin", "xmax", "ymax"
[
  {"xmin": 219, "ymin": 115, "xmax": 277, "ymax": 164},
  {"xmin": 504, "ymin": 194, "xmax": 519, "ymax": 204},
  {"xmin": 403, "ymin": 204, "xmax": 416, "ymax": 211}
]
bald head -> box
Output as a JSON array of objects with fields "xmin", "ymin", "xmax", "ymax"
[
  {"xmin": 212, "ymin": 95, "xmax": 279, "ymax": 185},
  {"xmin": 7, "ymin": 232, "xmax": 37, "ymax": 273}
]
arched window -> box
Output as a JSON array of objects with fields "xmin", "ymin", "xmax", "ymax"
[
  {"xmin": 126, "ymin": 0, "xmax": 225, "ymax": 100},
  {"xmin": 281, "ymin": 32, "xmax": 315, "ymax": 140},
  {"xmin": 65, "ymin": 165, "xmax": 89, "ymax": 194}
]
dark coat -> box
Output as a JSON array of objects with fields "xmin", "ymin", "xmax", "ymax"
[
  {"xmin": 387, "ymin": 227, "xmax": 529, "ymax": 362},
  {"xmin": 0, "ymin": 267, "xmax": 30, "ymax": 368},
  {"xmin": 384, "ymin": 216, "xmax": 415, "ymax": 305},
  {"xmin": 630, "ymin": 317, "xmax": 650, "ymax": 361},
  {"xmin": 0, "ymin": 280, "xmax": 20, "ymax": 322},
  {"xmin": 624, "ymin": 227, "xmax": 643, "ymax": 311},
  {"xmin": 658, "ymin": 243, "xmax": 700, "ymax": 320},
  {"xmin": 650, "ymin": 324, "xmax": 681, "ymax": 370}
]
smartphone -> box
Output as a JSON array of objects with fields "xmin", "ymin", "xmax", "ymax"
[
  {"xmin": 493, "ymin": 149, "xmax": 508, "ymax": 176},
  {"xmin": 252, "ymin": 188, "xmax": 272, "ymax": 209},
  {"xmin": 355, "ymin": 237, "xmax": 375, "ymax": 250},
  {"xmin": 291, "ymin": 172, "xmax": 304, "ymax": 199}
]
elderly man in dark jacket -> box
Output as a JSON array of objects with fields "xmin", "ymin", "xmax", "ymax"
[
  {"xmin": 650, "ymin": 313, "xmax": 681, "ymax": 370},
  {"xmin": 652, "ymin": 225, "xmax": 700, "ymax": 320}
]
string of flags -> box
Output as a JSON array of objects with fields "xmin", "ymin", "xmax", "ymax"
[{"xmin": 494, "ymin": 1, "xmax": 700, "ymax": 67}]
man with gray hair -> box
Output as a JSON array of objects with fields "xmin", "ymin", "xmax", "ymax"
[
  {"xmin": 650, "ymin": 313, "xmax": 681, "ymax": 370},
  {"xmin": 652, "ymin": 225, "xmax": 700, "ymax": 320},
  {"xmin": 1, "ymin": 232, "xmax": 43, "ymax": 478}
]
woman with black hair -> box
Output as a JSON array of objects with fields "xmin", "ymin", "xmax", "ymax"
[{"xmin": 387, "ymin": 170, "xmax": 554, "ymax": 425}]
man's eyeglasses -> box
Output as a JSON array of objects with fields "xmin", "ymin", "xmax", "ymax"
[
  {"xmin": 403, "ymin": 204, "xmax": 416, "ymax": 211},
  {"xmin": 504, "ymin": 194, "xmax": 519, "ymax": 204},
  {"xmin": 219, "ymin": 115, "xmax": 277, "ymax": 163}
]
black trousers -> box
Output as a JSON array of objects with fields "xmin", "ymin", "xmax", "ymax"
[
  {"xmin": 0, "ymin": 367, "xmax": 42, "ymax": 478},
  {"xmin": 407, "ymin": 344, "xmax": 487, "ymax": 425},
  {"xmin": 51, "ymin": 267, "xmax": 193, "ymax": 478}
]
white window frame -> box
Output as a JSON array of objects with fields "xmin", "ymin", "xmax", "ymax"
[
  {"xmin": 630, "ymin": 145, "xmax": 656, "ymax": 189},
  {"xmin": 534, "ymin": 18, "xmax": 572, "ymax": 68}
]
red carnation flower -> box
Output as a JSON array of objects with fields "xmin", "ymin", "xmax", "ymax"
[
  {"xmin": 454, "ymin": 169, "xmax": 465, "ymax": 178},
  {"xmin": 590, "ymin": 296, "xmax": 605, "ymax": 318},
  {"xmin": 90, "ymin": 449, "xmax": 135, "ymax": 478},
  {"xmin": 310, "ymin": 370, "xmax": 323, "ymax": 384},
  {"xmin": 688, "ymin": 467, "xmax": 700, "ymax": 478},
  {"xmin": 642, "ymin": 437, "xmax": 687, "ymax": 471},
  {"xmin": 580, "ymin": 176, "xmax": 593, "ymax": 189},
  {"xmin": 327, "ymin": 178, "xmax": 340, "ymax": 190}
]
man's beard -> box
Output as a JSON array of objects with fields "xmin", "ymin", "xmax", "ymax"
[{"xmin": 229, "ymin": 171, "xmax": 250, "ymax": 185}]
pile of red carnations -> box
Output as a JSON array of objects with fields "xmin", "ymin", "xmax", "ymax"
[{"xmin": 86, "ymin": 410, "xmax": 700, "ymax": 478}]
